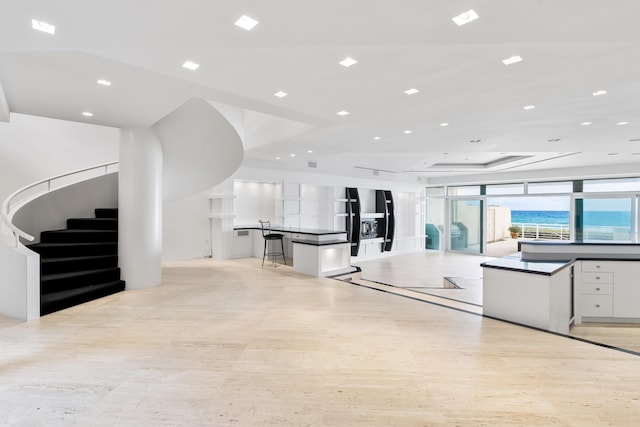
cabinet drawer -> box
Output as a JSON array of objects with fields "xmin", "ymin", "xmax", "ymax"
[
  {"xmin": 580, "ymin": 283, "xmax": 613, "ymax": 295},
  {"xmin": 581, "ymin": 295, "xmax": 613, "ymax": 317},
  {"xmin": 581, "ymin": 261, "xmax": 617, "ymax": 272},
  {"xmin": 581, "ymin": 272, "xmax": 613, "ymax": 284}
]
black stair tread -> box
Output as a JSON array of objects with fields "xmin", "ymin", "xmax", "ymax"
[
  {"xmin": 67, "ymin": 218, "xmax": 118, "ymax": 230},
  {"xmin": 31, "ymin": 241, "xmax": 117, "ymax": 248},
  {"xmin": 41, "ymin": 254, "xmax": 117, "ymax": 264},
  {"xmin": 40, "ymin": 229, "xmax": 117, "ymax": 241},
  {"xmin": 67, "ymin": 218, "xmax": 117, "ymax": 222},
  {"xmin": 45, "ymin": 228, "xmax": 117, "ymax": 232},
  {"xmin": 40, "ymin": 280, "xmax": 125, "ymax": 315},
  {"xmin": 41, "ymin": 267, "xmax": 120, "ymax": 282},
  {"xmin": 95, "ymin": 208, "xmax": 118, "ymax": 218}
]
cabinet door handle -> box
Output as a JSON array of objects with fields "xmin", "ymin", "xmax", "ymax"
[
  {"xmin": 596, "ymin": 304, "xmax": 601, "ymax": 308},
  {"xmin": 595, "ymin": 276, "xmax": 600, "ymax": 280},
  {"xmin": 596, "ymin": 287, "xmax": 601, "ymax": 291}
]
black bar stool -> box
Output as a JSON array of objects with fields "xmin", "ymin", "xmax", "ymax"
[{"xmin": 259, "ymin": 220, "xmax": 286, "ymax": 266}]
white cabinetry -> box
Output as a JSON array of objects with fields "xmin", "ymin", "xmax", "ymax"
[
  {"xmin": 232, "ymin": 229, "xmax": 253, "ymax": 258},
  {"xmin": 575, "ymin": 260, "xmax": 640, "ymax": 323}
]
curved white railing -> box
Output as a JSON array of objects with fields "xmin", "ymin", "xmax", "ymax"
[{"xmin": 1, "ymin": 161, "xmax": 119, "ymax": 247}]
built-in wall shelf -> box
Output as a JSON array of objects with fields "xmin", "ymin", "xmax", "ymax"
[
  {"xmin": 361, "ymin": 212, "xmax": 385, "ymax": 219},
  {"xmin": 345, "ymin": 187, "xmax": 361, "ymax": 256},
  {"xmin": 209, "ymin": 214, "xmax": 236, "ymax": 219},
  {"xmin": 376, "ymin": 190, "xmax": 395, "ymax": 252},
  {"xmin": 209, "ymin": 194, "xmax": 236, "ymax": 199}
]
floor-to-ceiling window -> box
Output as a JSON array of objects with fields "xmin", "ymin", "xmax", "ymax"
[
  {"xmin": 575, "ymin": 177, "xmax": 640, "ymax": 242},
  {"xmin": 425, "ymin": 177, "xmax": 640, "ymax": 254}
]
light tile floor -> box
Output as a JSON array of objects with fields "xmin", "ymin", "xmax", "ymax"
[{"xmin": 0, "ymin": 256, "xmax": 639, "ymax": 426}]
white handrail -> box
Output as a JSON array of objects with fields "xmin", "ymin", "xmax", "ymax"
[{"xmin": 1, "ymin": 161, "xmax": 119, "ymax": 247}]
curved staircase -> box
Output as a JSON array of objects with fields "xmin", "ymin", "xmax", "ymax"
[{"xmin": 28, "ymin": 208, "xmax": 125, "ymax": 315}]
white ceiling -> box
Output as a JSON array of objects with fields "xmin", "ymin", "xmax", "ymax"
[{"xmin": 1, "ymin": 0, "xmax": 640, "ymax": 183}]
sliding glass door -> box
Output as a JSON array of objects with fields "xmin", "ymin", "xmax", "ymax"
[{"xmin": 450, "ymin": 199, "xmax": 482, "ymax": 254}]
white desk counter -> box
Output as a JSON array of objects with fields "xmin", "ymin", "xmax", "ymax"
[{"xmin": 233, "ymin": 226, "xmax": 352, "ymax": 277}]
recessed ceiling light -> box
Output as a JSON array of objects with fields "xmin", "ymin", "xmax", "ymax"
[
  {"xmin": 307, "ymin": 150, "xmax": 313, "ymax": 154},
  {"xmin": 339, "ymin": 57, "xmax": 358, "ymax": 67},
  {"xmin": 502, "ymin": 55, "xmax": 523, "ymax": 65},
  {"xmin": 373, "ymin": 136, "xmax": 381, "ymax": 140},
  {"xmin": 82, "ymin": 112, "xmax": 93, "ymax": 117},
  {"xmin": 440, "ymin": 122, "xmax": 449, "ymax": 127},
  {"xmin": 404, "ymin": 88, "xmax": 420, "ymax": 95},
  {"xmin": 290, "ymin": 153, "xmax": 296, "ymax": 157},
  {"xmin": 523, "ymin": 105, "xmax": 536, "ymax": 110},
  {"xmin": 32, "ymin": 19, "xmax": 55, "ymax": 34},
  {"xmin": 452, "ymin": 9, "xmax": 479, "ymax": 26},
  {"xmin": 182, "ymin": 61, "xmax": 200, "ymax": 70},
  {"xmin": 548, "ymin": 138, "xmax": 562, "ymax": 142},
  {"xmin": 592, "ymin": 90, "xmax": 607, "ymax": 96},
  {"xmin": 97, "ymin": 79, "xmax": 111, "ymax": 87},
  {"xmin": 581, "ymin": 121, "xmax": 593, "ymax": 126},
  {"xmin": 274, "ymin": 91, "xmax": 288, "ymax": 98},
  {"xmin": 337, "ymin": 110, "xmax": 350, "ymax": 116},
  {"xmin": 235, "ymin": 15, "xmax": 259, "ymax": 31},
  {"xmin": 617, "ymin": 121, "xmax": 630, "ymax": 125},
  {"xmin": 403, "ymin": 130, "xmax": 412, "ymax": 134},
  {"xmin": 275, "ymin": 157, "xmax": 281, "ymax": 160}
]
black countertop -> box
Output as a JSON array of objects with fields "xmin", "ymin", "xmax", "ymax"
[
  {"xmin": 292, "ymin": 239, "xmax": 350, "ymax": 246},
  {"xmin": 234, "ymin": 225, "xmax": 346, "ymax": 236},
  {"xmin": 481, "ymin": 254, "xmax": 570, "ymax": 276}
]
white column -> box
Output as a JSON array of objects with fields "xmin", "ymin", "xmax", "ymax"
[{"xmin": 118, "ymin": 128, "xmax": 163, "ymax": 290}]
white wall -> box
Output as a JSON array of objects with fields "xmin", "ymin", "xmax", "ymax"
[
  {"xmin": 162, "ymin": 189, "xmax": 211, "ymax": 262},
  {"xmin": 234, "ymin": 181, "xmax": 277, "ymax": 224},
  {"xmin": 0, "ymin": 114, "xmax": 119, "ymax": 201}
]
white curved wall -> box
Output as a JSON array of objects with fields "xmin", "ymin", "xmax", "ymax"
[
  {"xmin": 154, "ymin": 98, "xmax": 245, "ymax": 262},
  {"xmin": 153, "ymin": 97, "xmax": 244, "ymax": 202}
]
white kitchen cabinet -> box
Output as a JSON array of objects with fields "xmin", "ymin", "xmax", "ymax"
[{"xmin": 574, "ymin": 260, "xmax": 640, "ymax": 323}]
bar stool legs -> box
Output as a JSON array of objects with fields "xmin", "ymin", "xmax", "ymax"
[{"xmin": 262, "ymin": 236, "xmax": 286, "ymax": 266}]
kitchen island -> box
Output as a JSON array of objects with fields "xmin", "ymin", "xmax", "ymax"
[{"xmin": 482, "ymin": 241, "xmax": 640, "ymax": 334}]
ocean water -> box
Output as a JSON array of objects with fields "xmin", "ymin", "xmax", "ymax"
[{"xmin": 512, "ymin": 210, "xmax": 631, "ymax": 227}]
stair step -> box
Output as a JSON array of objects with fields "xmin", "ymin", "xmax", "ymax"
[
  {"xmin": 30, "ymin": 242, "xmax": 118, "ymax": 258},
  {"xmin": 40, "ymin": 280, "xmax": 125, "ymax": 316},
  {"xmin": 40, "ymin": 229, "xmax": 117, "ymax": 244},
  {"xmin": 41, "ymin": 255, "xmax": 118, "ymax": 275},
  {"xmin": 67, "ymin": 218, "xmax": 117, "ymax": 230},
  {"xmin": 41, "ymin": 267, "xmax": 122, "ymax": 294},
  {"xmin": 95, "ymin": 208, "xmax": 118, "ymax": 219}
]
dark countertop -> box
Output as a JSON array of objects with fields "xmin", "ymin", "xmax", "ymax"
[
  {"xmin": 482, "ymin": 252, "xmax": 640, "ymax": 276},
  {"xmin": 481, "ymin": 254, "xmax": 570, "ymax": 276},
  {"xmin": 234, "ymin": 225, "xmax": 346, "ymax": 236},
  {"xmin": 292, "ymin": 239, "xmax": 350, "ymax": 246},
  {"xmin": 521, "ymin": 240, "xmax": 640, "ymax": 247}
]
